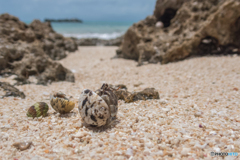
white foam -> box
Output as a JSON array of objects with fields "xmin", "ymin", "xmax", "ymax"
[{"xmin": 63, "ymin": 32, "xmax": 124, "ymax": 40}]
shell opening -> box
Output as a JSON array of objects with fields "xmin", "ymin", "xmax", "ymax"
[{"xmin": 54, "ymin": 93, "xmax": 69, "ymax": 100}]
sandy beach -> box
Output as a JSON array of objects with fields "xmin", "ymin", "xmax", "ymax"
[{"xmin": 0, "ymin": 46, "xmax": 240, "ymax": 159}]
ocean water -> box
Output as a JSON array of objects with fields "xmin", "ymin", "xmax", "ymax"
[{"xmin": 50, "ymin": 21, "xmax": 133, "ymax": 40}]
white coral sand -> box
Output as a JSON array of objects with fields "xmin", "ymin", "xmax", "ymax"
[{"xmin": 0, "ymin": 46, "xmax": 240, "ymax": 159}]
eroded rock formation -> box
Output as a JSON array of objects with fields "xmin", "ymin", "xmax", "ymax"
[
  {"xmin": 0, "ymin": 82, "xmax": 25, "ymax": 99},
  {"xmin": 0, "ymin": 13, "xmax": 76, "ymax": 84},
  {"xmin": 29, "ymin": 19, "xmax": 78, "ymax": 60},
  {"xmin": 117, "ymin": 0, "xmax": 240, "ymax": 65},
  {"xmin": 109, "ymin": 84, "xmax": 160, "ymax": 103}
]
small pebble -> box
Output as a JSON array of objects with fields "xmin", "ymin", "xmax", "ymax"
[
  {"xmin": 73, "ymin": 130, "xmax": 90, "ymax": 139},
  {"xmin": 155, "ymin": 21, "xmax": 163, "ymax": 28},
  {"xmin": 181, "ymin": 148, "xmax": 190, "ymax": 156},
  {"xmin": 13, "ymin": 141, "xmax": 33, "ymax": 151},
  {"xmin": 194, "ymin": 112, "xmax": 202, "ymax": 117},
  {"xmin": 126, "ymin": 148, "xmax": 133, "ymax": 156}
]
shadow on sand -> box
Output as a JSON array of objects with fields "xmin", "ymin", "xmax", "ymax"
[{"xmin": 82, "ymin": 119, "xmax": 121, "ymax": 132}]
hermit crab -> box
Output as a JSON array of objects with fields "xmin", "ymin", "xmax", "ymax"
[
  {"xmin": 26, "ymin": 102, "xmax": 49, "ymax": 118},
  {"xmin": 50, "ymin": 92, "xmax": 75, "ymax": 114},
  {"xmin": 78, "ymin": 83, "xmax": 118, "ymax": 127}
]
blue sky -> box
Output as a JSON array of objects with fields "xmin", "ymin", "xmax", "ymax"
[{"xmin": 0, "ymin": 0, "xmax": 156, "ymax": 22}]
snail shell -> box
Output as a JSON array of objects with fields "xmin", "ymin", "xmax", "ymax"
[
  {"xmin": 78, "ymin": 84, "xmax": 118, "ymax": 127},
  {"xmin": 26, "ymin": 102, "xmax": 49, "ymax": 118},
  {"xmin": 95, "ymin": 84, "xmax": 118, "ymax": 118},
  {"xmin": 50, "ymin": 92, "xmax": 75, "ymax": 114}
]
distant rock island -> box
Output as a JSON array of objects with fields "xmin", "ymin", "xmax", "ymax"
[{"xmin": 44, "ymin": 18, "xmax": 82, "ymax": 23}]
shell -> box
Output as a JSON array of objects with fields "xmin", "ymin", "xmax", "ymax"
[
  {"xmin": 50, "ymin": 92, "xmax": 75, "ymax": 114},
  {"xmin": 95, "ymin": 84, "xmax": 118, "ymax": 118},
  {"xmin": 78, "ymin": 83, "xmax": 118, "ymax": 127},
  {"xmin": 26, "ymin": 102, "xmax": 49, "ymax": 118},
  {"xmin": 13, "ymin": 141, "xmax": 32, "ymax": 151}
]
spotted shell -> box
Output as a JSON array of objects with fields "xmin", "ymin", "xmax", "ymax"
[
  {"xmin": 78, "ymin": 84, "xmax": 118, "ymax": 127},
  {"xmin": 26, "ymin": 102, "xmax": 49, "ymax": 118},
  {"xmin": 50, "ymin": 92, "xmax": 75, "ymax": 114},
  {"xmin": 95, "ymin": 84, "xmax": 118, "ymax": 118}
]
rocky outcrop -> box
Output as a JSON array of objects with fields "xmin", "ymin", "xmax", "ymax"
[
  {"xmin": 0, "ymin": 82, "xmax": 25, "ymax": 99},
  {"xmin": 109, "ymin": 84, "xmax": 160, "ymax": 103},
  {"xmin": 0, "ymin": 44, "xmax": 75, "ymax": 85},
  {"xmin": 0, "ymin": 13, "xmax": 76, "ymax": 84},
  {"xmin": 29, "ymin": 19, "xmax": 78, "ymax": 60},
  {"xmin": 0, "ymin": 15, "xmax": 78, "ymax": 60},
  {"xmin": 76, "ymin": 36, "xmax": 123, "ymax": 46},
  {"xmin": 117, "ymin": 0, "xmax": 240, "ymax": 65}
]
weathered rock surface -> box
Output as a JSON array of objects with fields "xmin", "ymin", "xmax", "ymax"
[
  {"xmin": 76, "ymin": 36, "xmax": 123, "ymax": 46},
  {"xmin": 110, "ymin": 84, "xmax": 160, "ymax": 103},
  {"xmin": 115, "ymin": 88, "xmax": 160, "ymax": 103},
  {"xmin": 117, "ymin": 0, "xmax": 240, "ymax": 65},
  {"xmin": 29, "ymin": 19, "xmax": 78, "ymax": 60},
  {"xmin": 154, "ymin": 0, "xmax": 190, "ymax": 27},
  {"xmin": 0, "ymin": 44, "xmax": 75, "ymax": 84},
  {"xmin": 0, "ymin": 15, "xmax": 78, "ymax": 60},
  {"xmin": 0, "ymin": 81, "xmax": 25, "ymax": 98},
  {"xmin": 0, "ymin": 13, "xmax": 76, "ymax": 84}
]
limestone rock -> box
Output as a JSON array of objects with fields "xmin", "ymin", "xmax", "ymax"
[
  {"xmin": 0, "ymin": 82, "xmax": 25, "ymax": 99},
  {"xmin": 110, "ymin": 84, "xmax": 160, "ymax": 103},
  {"xmin": 0, "ymin": 44, "xmax": 74, "ymax": 85},
  {"xmin": 0, "ymin": 13, "xmax": 77, "ymax": 84},
  {"xmin": 29, "ymin": 20, "xmax": 78, "ymax": 60},
  {"xmin": 154, "ymin": 0, "xmax": 190, "ymax": 27},
  {"xmin": 0, "ymin": 14, "xmax": 78, "ymax": 61},
  {"xmin": 117, "ymin": 0, "xmax": 240, "ymax": 65}
]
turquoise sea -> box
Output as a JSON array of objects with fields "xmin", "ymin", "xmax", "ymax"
[{"xmin": 49, "ymin": 21, "xmax": 133, "ymax": 40}]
